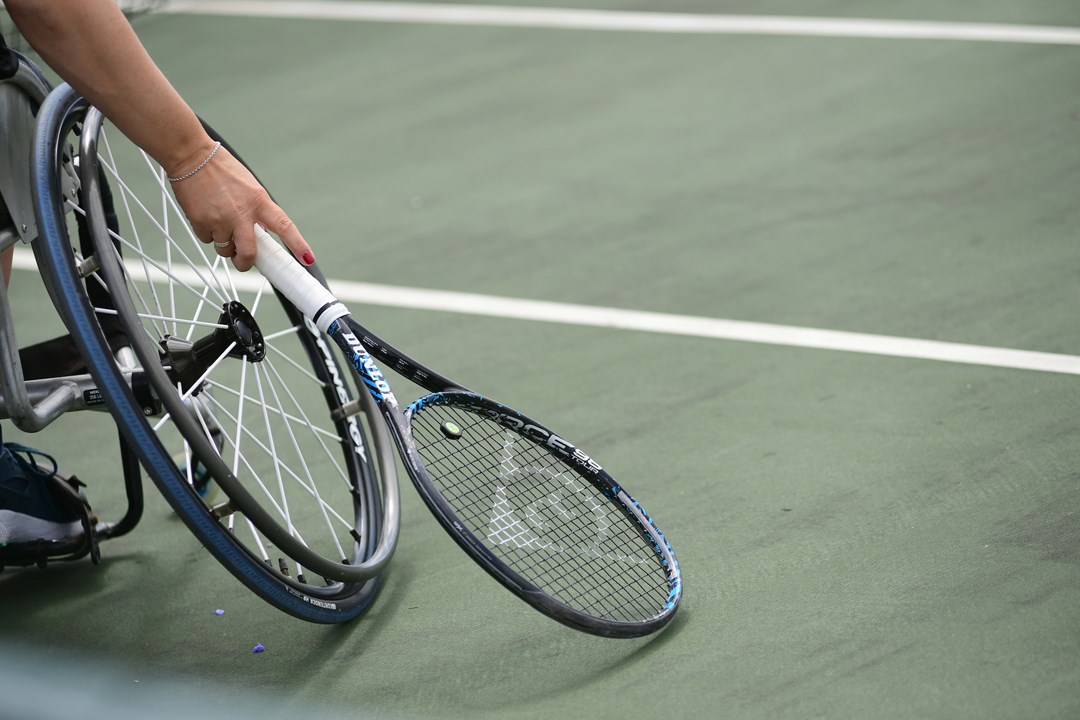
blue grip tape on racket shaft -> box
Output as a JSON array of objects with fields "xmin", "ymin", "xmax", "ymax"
[{"xmin": 253, "ymin": 225, "xmax": 347, "ymax": 334}]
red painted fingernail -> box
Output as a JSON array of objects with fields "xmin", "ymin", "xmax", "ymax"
[{"xmin": 302, "ymin": 251, "xmax": 314, "ymax": 266}]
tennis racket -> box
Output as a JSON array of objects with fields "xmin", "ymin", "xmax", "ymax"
[{"xmin": 254, "ymin": 226, "xmax": 682, "ymax": 637}]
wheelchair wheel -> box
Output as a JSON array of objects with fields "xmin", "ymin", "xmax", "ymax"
[{"xmin": 31, "ymin": 84, "xmax": 399, "ymax": 623}]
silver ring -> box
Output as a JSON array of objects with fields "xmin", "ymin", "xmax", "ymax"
[{"xmin": 213, "ymin": 240, "xmax": 233, "ymax": 249}]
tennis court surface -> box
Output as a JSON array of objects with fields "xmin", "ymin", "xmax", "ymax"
[{"xmin": 2, "ymin": 1, "xmax": 1078, "ymax": 718}]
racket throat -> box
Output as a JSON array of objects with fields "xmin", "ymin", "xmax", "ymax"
[{"xmin": 328, "ymin": 323, "xmax": 398, "ymax": 406}]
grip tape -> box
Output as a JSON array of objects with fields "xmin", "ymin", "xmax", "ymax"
[{"xmin": 253, "ymin": 225, "xmax": 348, "ymax": 334}]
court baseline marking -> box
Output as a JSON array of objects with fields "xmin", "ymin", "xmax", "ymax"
[
  {"xmin": 13, "ymin": 249, "xmax": 1080, "ymax": 376},
  {"xmin": 161, "ymin": 1, "xmax": 1080, "ymax": 46}
]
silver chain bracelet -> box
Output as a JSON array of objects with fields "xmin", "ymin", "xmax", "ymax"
[{"xmin": 167, "ymin": 141, "xmax": 222, "ymax": 183}]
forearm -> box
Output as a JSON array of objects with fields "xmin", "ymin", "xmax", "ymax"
[
  {"xmin": 7, "ymin": 0, "xmax": 314, "ymax": 270},
  {"xmin": 6, "ymin": 0, "xmax": 213, "ymax": 176}
]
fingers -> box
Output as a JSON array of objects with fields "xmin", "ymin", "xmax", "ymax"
[
  {"xmin": 229, "ymin": 223, "xmax": 257, "ymax": 272},
  {"xmin": 203, "ymin": 215, "xmax": 306, "ymax": 273},
  {"xmin": 211, "ymin": 233, "xmax": 235, "ymax": 258},
  {"xmin": 210, "ymin": 229, "xmax": 249, "ymax": 271},
  {"xmin": 262, "ymin": 207, "xmax": 314, "ymax": 267}
]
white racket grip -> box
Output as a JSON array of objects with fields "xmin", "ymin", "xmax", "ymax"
[{"xmin": 253, "ymin": 225, "xmax": 348, "ymax": 334}]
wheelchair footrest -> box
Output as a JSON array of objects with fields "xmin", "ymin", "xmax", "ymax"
[{"xmin": 0, "ymin": 472, "xmax": 101, "ymax": 570}]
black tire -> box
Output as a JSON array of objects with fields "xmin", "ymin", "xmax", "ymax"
[{"xmin": 31, "ymin": 84, "xmax": 392, "ymax": 622}]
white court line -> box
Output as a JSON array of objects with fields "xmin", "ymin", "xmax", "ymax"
[
  {"xmin": 14, "ymin": 248, "xmax": 1080, "ymax": 376},
  {"xmin": 161, "ymin": 1, "xmax": 1080, "ymax": 46}
]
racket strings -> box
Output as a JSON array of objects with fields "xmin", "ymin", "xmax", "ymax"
[{"xmin": 409, "ymin": 402, "xmax": 671, "ymax": 623}]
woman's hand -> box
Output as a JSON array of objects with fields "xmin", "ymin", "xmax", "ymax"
[{"xmin": 168, "ymin": 141, "xmax": 314, "ymax": 272}]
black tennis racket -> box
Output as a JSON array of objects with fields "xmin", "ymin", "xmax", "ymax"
[{"xmin": 254, "ymin": 227, "xmax": 682, "ymax": 637}]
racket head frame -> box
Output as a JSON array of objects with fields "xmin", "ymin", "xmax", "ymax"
[{"xmin": 403, "ymin": 389, "xmax": 683, "ymax": 637}]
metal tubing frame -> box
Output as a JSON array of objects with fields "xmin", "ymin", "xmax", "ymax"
[{"xmin": 0, "ymin": 53, "xmax": 145, "ymax": 547}]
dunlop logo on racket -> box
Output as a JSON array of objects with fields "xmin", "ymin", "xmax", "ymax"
[{"xmin": 339, "ymin": 328, "xmax": 397, "ymax": 406}]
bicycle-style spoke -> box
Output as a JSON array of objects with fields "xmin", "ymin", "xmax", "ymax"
[
  {"xmin": 201, "ymin": 380, "xmax": 342, "ymax": 443},
  {"xmin": 254, "ymin": 361, "xmax": 348, "ymax": 560},
  {"xmin": 261, "ymin": 356, "xmax": 353, "ymax": 487},
  {"xmin": 263, "ymin": 331, "xmax": 328, "ymax": 386},
  {"xmin": 66, "ymin": 198, "xmax": 228, "ymax": 323},
  {"xmin": 92, "ymin": 306, "xmax": 226, "ymax": 339},
  {"xmin": 252, "ymin": 361, "xmax": 294, "ymax": 538},
  {"xmin": 195, "ymin": 390, "xmax": 354, "ymax": 530},
  {"xmin": 100, "ymin": 132, "xmax": 170, "ymax": 335}
]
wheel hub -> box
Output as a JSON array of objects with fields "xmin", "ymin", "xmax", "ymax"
[{"xmin": 160, "ymin": 301, "xmax": 266, "ymax": 394}]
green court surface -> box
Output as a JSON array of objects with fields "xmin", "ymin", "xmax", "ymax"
[{"xmin": 2, "ymin": 2, "xmax": 1079, "ymax": 718}]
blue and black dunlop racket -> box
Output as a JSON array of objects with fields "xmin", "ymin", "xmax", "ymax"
[{"xmin": 255, "ymin": 227, "xmax": 682, "ymax": 637}]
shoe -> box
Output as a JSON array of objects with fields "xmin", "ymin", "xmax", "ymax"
[{"xmin": 0, "ymin": 434, "xmax": 83, "ymax": 546}]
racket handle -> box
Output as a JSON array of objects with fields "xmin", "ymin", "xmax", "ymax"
[{"xmin": 252, "ymin": 224, "xmax": 348, "ymax": 333}]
